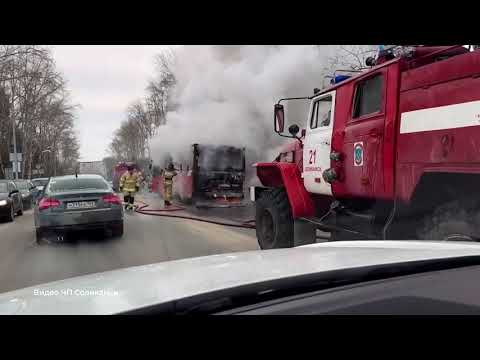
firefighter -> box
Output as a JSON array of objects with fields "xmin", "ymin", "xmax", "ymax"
[
  {"xmin": 119, "ymin": 164, "xmax": 141, "ymax": 210},
  {"xmin": 163, "ymin": 163, "xmax": 178, "ymax": 206}
]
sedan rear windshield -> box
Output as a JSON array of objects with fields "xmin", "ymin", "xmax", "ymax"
[
  {"xmin": 32, "ymin": 179, "xmax": 48, "ymax": 187},
  {"xmin": 14, "ymin": 182, "xmax": 28, "ymax": 190},
  {"xmin": 47, "ymin": 178, "xmax": 109, "ymax": 193}
]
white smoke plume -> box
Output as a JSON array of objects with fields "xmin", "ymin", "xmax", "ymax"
[{"xmin": 150, "ymin": 45, "xmax": 337, "ymax": 183}]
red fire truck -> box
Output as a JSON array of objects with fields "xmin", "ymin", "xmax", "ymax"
[{"xmin": 251, "ymin": 45, "xmax": 480, "ymax": 249}]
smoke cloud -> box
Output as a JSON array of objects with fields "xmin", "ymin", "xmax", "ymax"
[{"xmin": 150, "ymin": 45, "xmax": 337, "ymax": 182}]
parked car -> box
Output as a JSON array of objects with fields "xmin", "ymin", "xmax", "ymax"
[
  {"xmin": 31, "ymin": 178, "xmax": 49, "ymax": 201},
  {"xmin": 13, "ymin": 180, "xmax": 35, "ymax": 210},
  {"xmin": 0, "ymin": 180, "xmax": 23, "ymax": 222},
  {"xmin": 34, "ymin": 174, "xmax": 124, "ymax": 243}
]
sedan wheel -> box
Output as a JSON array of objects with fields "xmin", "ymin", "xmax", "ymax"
[
  {"xmin": 112, "ymin": 222, "xmax": 124, "ymax": 237},
  {"xmin": 17, "ymin": 203, "xmax": 23, "ymax": 216},
  {"xmin": 35, "ymin": 229, "xmax": 44, "ymax": 244},
  {"xmin": 7, "ymin": 205, "xmax": 14, "ymax": 222}
]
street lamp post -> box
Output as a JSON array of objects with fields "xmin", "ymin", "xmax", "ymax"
[{"xmin": 41, "ymin": 148, "xmax": 52, "ymax": 176}]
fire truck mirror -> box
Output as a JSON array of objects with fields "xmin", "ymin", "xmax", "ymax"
[
  {"xmin": 274, "ymin": 104, "xmax": 285, "ymax": 133},
  {"xmin": 288, "ymin": 124, "xmax": 300, "ymax": 136},
  {"xmin": 365, "ymin": 56, "xmax": 376, "ymax": 67}
]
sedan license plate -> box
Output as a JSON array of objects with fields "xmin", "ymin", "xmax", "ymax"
[{"xmin": 67, "ymin": 201, "xmax": 96, "ymax": 210}]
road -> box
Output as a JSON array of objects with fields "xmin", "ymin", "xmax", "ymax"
[{"xmin": 0, "ymin": 193, "xmax": 259, "ymax": 294}]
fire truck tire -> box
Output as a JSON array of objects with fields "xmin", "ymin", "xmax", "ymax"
[
  {"xmin": 255, "ymin": 188, "xmax": 294, "ymax": 249},
  {"xmin": 420, "ymin": 201, "xmax": 477, "ymax": 241}
]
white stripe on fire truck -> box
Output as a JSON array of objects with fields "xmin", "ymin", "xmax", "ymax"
[{"xmin": 400, "ymin": 100, "xmax": 480, "ymax": 134}]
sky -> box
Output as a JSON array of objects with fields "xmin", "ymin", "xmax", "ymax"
[{"xmin": 51, "ymin": 45, "xmax": 174, "ymax": 162}]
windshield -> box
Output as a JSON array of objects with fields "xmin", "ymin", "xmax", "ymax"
[
  {"xmin": 198, "ymin": 147, "xmax": 244, "ymax": 171},
  {"xmin": 32, "ymin": 179, "xmax": 48, "ymax": 187},
  {"xmin": 47, "ymin": 178, "xmax": 109, "ymax": 193},
  {"xmin": 14, "ymin": 182, "xmax": 28, "ymax": 190},
  {"xmin": 311, "ymin": 96, "xmax": 333, "ymax": 128},
  {"xmin": 1, "ymin": 44, "xmax": 479, "ymax": 315}
]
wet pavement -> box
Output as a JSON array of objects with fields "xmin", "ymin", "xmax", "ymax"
[{"xmin": 0, "ymin": 192, "xmax": 259, "ymax": 294}]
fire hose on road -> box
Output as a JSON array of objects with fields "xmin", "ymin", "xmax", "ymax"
[{"xmin": 133, "ymin": 200, "xmax": 256, "ymax": 229}]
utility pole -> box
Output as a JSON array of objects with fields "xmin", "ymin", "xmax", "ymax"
[
  {"xmin": 53, "ymin": 151, "xmax": 56, "ymax": 176},
  {"xmin": 11, "ymin": 116, "xmax": 18, "ymax": 180},
  {"xmin": 42, "ymin": 149, "xmax": 51, "ymax": 176}
]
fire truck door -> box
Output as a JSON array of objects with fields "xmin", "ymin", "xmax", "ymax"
[
  {"xmin": 342, "ymin": 71, "xmax": 386, "ymax": 198},
  {"xmin": 303, "ymin": 90, "xmax": 336, "ymax": 195}
]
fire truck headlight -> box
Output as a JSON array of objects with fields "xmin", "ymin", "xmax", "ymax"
[{"xmin": 322, "ymin": 168, "xmax": 337, "ymax": 184}]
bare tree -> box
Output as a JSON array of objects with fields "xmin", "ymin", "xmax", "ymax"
[
  {"xmin": 145, "ymin": 48, "xmax": 177, "ymax": 126},
  {"xmin": 324, "ymin": 45, "xmax": 377, "ymax": 72},
  {"xmin": 0, "ymin": 45, "xmax": 80, "ymax": 179},
  {"xmin": 108, "ymin": 47, "xmax": 179, "ymax": 165}
]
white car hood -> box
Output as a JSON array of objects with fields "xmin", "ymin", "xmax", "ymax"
[{"xmin": 2, "ymin": 240, "xmax": 480, "ymax": 315}]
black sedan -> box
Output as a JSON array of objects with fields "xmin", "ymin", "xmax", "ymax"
[
  {"xmin": 0, "ymin": 180, "xmax": 23, "ymax": 222},
  {"xmin": 34, "ymin": 174, "xmax": 124, "ymax": 243},
  {"xmin": 13, "ymin": 180, "xmax": 35, "ymax": 210}
]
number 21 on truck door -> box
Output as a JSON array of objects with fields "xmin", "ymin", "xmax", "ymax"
[{"xmin": 303, "ymin": 91, "xmax": 336, "ymax": 196}]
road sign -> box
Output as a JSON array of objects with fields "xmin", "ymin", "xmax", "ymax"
[
  {"xmin": 9, "ymin": 153, "xmax": 22, "ymax": 162},
  {"xmin": 11, "ymin": 161, "xmax": 22, "ymax": 172}
]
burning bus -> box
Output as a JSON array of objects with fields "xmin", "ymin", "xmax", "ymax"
[{"xmin": 156, "ymin": 144, "xmax": 246, "ymax": 207}]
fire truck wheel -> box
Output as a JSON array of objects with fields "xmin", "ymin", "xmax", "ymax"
[
  {"xmin": 255, "ymin": 188, "xmax": 293, "ymax": 249},
  {"xmin": 420, "ymin": 201, "xmax": 476, "ymax": 241}
]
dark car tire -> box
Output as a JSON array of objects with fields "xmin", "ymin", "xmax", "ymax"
[
  {"xmin": 17, "ymin": 203, "xmax": 23, "ymax": 216},
  {"xmin": 6, "ymin": 205, "xmax": 15, "ymax": 222},
  {"xmin": 111, "ymin": 222, "xmax": 124, "ymax": 237},
  {"xmin": 35, "ymin": 228, "xmax": 44, "ymax": 244},
  {"xmin": 25, "ymin": 199, "xmax": 32, "ymax": 210},
  {"xmin": 255, "ymin": 188, "xmax": 294, "ymax": 249}
]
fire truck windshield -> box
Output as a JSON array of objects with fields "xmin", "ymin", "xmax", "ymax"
[{"xmin": 198, "ymin": 147, "xmax": 244, "ymax": 171}]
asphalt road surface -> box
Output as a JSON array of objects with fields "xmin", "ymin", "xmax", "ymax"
[{"xmin": 0, "ymin": 193, "xmax": 259, "ymax": 294}]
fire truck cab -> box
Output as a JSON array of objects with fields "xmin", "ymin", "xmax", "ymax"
[{"xmin": 252, "ymin": 45, "xmax": 480, "ymax": 249}]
